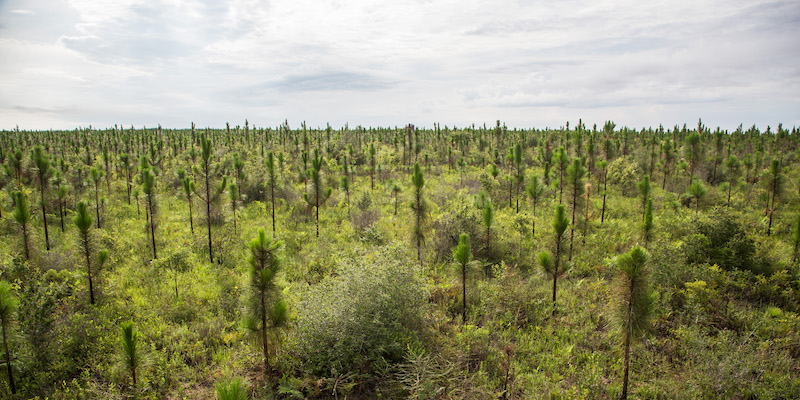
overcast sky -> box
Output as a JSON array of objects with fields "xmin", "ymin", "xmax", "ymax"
[{"xmin": 1, "ymin": 0, "xmax": 798, "ymax": 131}]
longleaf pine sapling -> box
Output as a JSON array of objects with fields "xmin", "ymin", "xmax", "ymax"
[
  {"xmin": 452, "ymin": 233, "xmax": 472, "ymax": 324},
  {"xmin": 246, "ymin": 229, "xmax": 287, "ymax": 376},
  {"xmin": 566, "ymin": 158, "xmax": 585, "ymax": 261},
  {"xmin": 538, "ymin": 204, "xmax": 569, "ymax": 316},
  {"xmin": 32, "ymin": 146, "xmax": 52, "ymax": 251},
  {"xmin": 12, "ymin": 191, "xmax": 31, "ymax": 260},
  {"xmin": 526, "ymin": 174, "xmax": 545, "ymax": 236},
  {"xmin": 410, "ymin": 163, "xmax": 427, "ymax": 263},
  {"xmin": 120, "ymin": 321, "xmax": 139, "ymax": 387},
  {"xmin": 74, "ymin": 201, "xmax": 96, "ymax": 304},
  {"xmin": 302, "ymin": 149, "xmax": 332, "ymax": 238},
  {"xmin": 611, "ymin": 246, "xmax": 655, "ymax": 400}
]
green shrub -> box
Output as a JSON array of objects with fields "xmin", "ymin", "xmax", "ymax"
[
  {"xmin": 683, "ymin": 209, "xmax": 756, "ymax": 273},
  {"xmin": 291, "ymin": 243, "xmax": 428, "ymax": 377}
]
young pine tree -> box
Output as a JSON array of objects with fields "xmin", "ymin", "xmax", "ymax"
[
  {"xmin": 0, "ymin": 281, "xmax": 17, "ymax": 395},
  {"xmin": 637, "ymin": 175, "xmax": 651, "ymax": 221},
  {"xmin": 141, "ymin": 168, "xmax": 157, "ymax": 260},
  {"xmin": 483, "ymin": 200, "xmax": 494, "ymax": 259},
  {"xmin": 120, "ymin": 321, "xmax": 139, "ymax": 387},
  {"xmin": 74, "ymin": 201, "xmax": 95, "ymax": 304},
  {"xmin": 526, "ymin": 175, "xmax": 545, "ymax": 236},
  {"xmin": 56, "ymin": 183, "xmax": 68, "ymax": 233},
  {"xmin": 229, "ymin": 182, "xmax": 239, "ymax": 234},
  {"xmin": 12, "ymin": 191, "xmax": 31, "ymax": 260},
  {"xmin": 513, "ymin": 142, "xmax": 524, "ymax": 213},
  {"xmin": 118, "ymin": 152, "xmax": 132, "ymax": 204},
  {"xmin": 643, "ymin": 199, "xmax": 653, "ymax": 247},
  {"xmin": 687, "ymin": 179, "xmax": 707, "ymax": 215},
  {"xmin": 566, "ymin": 158, "xmax": 585, "ymax": 261},
  {"xmin": 89, "ymin": 166, "xmax": 104, "ymax": 229},
  {"xmin": 196, "ymin": 134, "xmax": 227, "ymax": 263},
  {"xmin": 611, "ymin": 246, "xmax": 656, "ymax": 400},
  {"xmin": 303, "ymin": 149, "xmax": 332, "ymax": 238},
  {"xmin": 597, "ymin": 160, "xmax": 609, "ymax": 224},
  {"xmin": 389, "ymin": 180, "xmax": 403, "ymax": 216},
  {"xmin": 766, "ymin": 159, "xmax": 783, "ymax": 236},
  {"xmin": 32, "ymin": 146, "xmax": 52, "ymax": 251},
  {"xmin": 182, "ymin": 177, "xmax": 196, "ymax": 234},
  {"xmin": 537, "ymin": 204, "xmax": 570, "ymax": 316},
  {"xmin": 246, "ymin": 229, "xmax": 287, "ymax": 376},
  {"xmin": 723, "ymin": 155, "xmax": 741, "ymax": 207},
  {"xmin": 452, "ymin": 233, "xmax": 473, "ymax": 325},
  {"xmin": 410, "ymin": 163, "xmax": 428, "ymax": 263}
]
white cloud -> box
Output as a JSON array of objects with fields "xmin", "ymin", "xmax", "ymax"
[{"xmin": 0, "ymin": 0, "xmax": 798, "ymax": 130}]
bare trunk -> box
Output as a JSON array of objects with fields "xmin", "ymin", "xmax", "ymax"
[
  {"xmin": 148, "ymin": 194, "xmax": 157, "ymax": 259},
  {"xmin": 84, "ymin": 233, "xmax": 94, "ymax": 305},
  {"xmin": 94, "ymin": 182, "xmax": 101, "ymax": 229},
  {"xmin": 205, "ymin": 168, "xmax": 213, "ymax": 263},
  {"xmin": 40, "ymin": 181, "xmax": 50, "ymax": 251},
  {"xmin": 188, "ymin": 196, "xmax": 194, "ymax": 234},
  {"xmin": 261, "ymin": 289, "xmax": 269, "ymax": 375},
  {"xmin": 2, "ymin": 323, "xmax": 15, "ymax": 394},
  {"xmin": 462, "ymin": 264, "xmax": 467, "ymax": 325},
  {"xmin": 22, "ymin": 223, "xmax": 29, "ymax": 260},
  {"xmin": 270, "ymin": 182, "xmax": 276, "ymax": 238}
]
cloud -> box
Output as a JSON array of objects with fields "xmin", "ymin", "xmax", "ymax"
[{"xmin": 0, "ymin": 0, "xmax": 798, "ymax": 130}]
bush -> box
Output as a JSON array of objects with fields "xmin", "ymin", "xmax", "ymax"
[
  {"xmin": 606, "ymin": 157, "xmax": 641, "ymax": 196},
  {"xmin": 291, "ymin": 243, "xmax": 428, "ymax": 377},
  {"xmin": 683, "ymin": 209, "xmax": 756, "ymax": 273}
]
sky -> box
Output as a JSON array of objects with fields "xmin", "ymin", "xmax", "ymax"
[{"xmin": 1, "ymin": 0, "xmax": 798, "ymax": 131}]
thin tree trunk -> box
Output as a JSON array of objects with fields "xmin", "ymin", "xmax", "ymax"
[
  {"xmin": 40, "ymin": 181, "xmax": 50, "ymax": 251},
  {"xmin": 462, "ymin": 264, "xmax": 467, "ymax": 325},
  {"xmin": 148, "ymin": 194, "xmax": 157, "ymax": 259},
  {"xmin": 260, "ymin": 288, "xmax": 269, "ymax": 376},
  {"xmin": 59, "ymin": 200, "xmax": 65, "ymax": 232},
  {"xmin": 2, "ymin": 323, "xmax": 15, "ymax": 394},
  {"xmin": 621, "ymin": 332, "xmax": 631, "ymax": 400},
  {"xmin": 270, "ymin": 182, "xmax": 276, "ymax": 238},
  {"xmin": 315, "ymin": 190, "xmax": 320, "ymax": 238},
  {"xmin": 601, "ymin": 171, "xmax": 608, "ymax": 224},
  {"xmin": 126, "ymin": 167, "xmax": 131, "ymax": 204},
  {"xmin": 569, "ymin": 193, "xmax": 576, "ymax": 261},
  {"xmin": 22, "ymin": 224, "xmax": 29, "ymax": 260},
  {"xmin": 94, "ymin": 182, "xmax": 101, "ymax": 229},
  {"xmin": 84, "ymin": 234, "xmax": 94, "ymax": 305},
  {"xmin": 188, "ymin": 196, "xmax": 194, "ymax": 234},
  {"xmin": 583, "ymin": 189, "xmax": 590, "ymax": 244},
  {"xmin": 206, "ymin": 171, "xmax": 213, "ymax": 263}
]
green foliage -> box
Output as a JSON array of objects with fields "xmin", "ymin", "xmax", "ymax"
[
  {"xmin": 120, "ymin": 321, "xmax": 139, "ymax": 386},
  {"xmin": 0, "ymin": 280, "xmax": 17, "ymax": 394},
  {"xmin": 215, "ymin": 377, "xmax": 247, "ymax": 400},
  {"xmin": 246, "ymin": 228, "xmax": 285, "ymax": 374},
  {"xmin": 452, "ymin": 233, "xmax": 471, "ymax": 267},
  {"xmin": 643, "ymin": 198, "xmax": 653, "ymax": 245},
  {"xmin": 611, "ymin": 246, "xmax": 655, "ymax": 339},
  {"xmin": 74, "ymin": 200, "xmax": 92, "ymax": 234},
  {"xmin": 12, "ymin": 190, "xmax": 30, "ymax": 227},
  {"xmin": 607, "ymin": 158, "xmax": 641, "ymax": 196},
  {"xmin": 553, "ymin": 203, "xmax": 569, "ymax": 237},
  {"xmin": 292, "ymin": 244, "xmax": 427, "ymax": 377},
  {"xmin": 687, "ymin": 179, "xmax": 706, "ymax": 213},
  {"xmin": 684, "ymin": 209, "xmax": 758, "ymax": 274}
]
